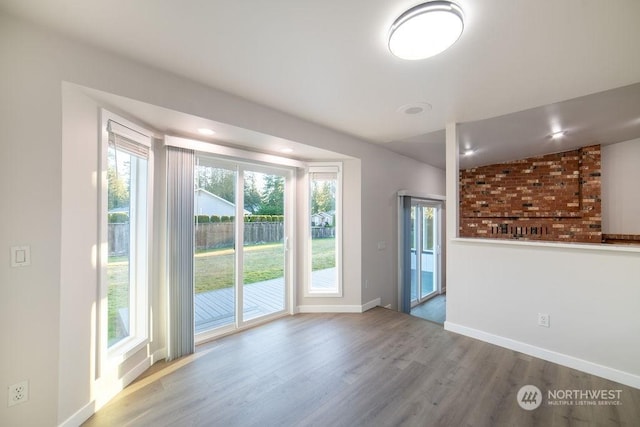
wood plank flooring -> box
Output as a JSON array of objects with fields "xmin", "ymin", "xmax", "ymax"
[{"xmin": 84, "ymin": 308, "xmax": 640, "ymax": 426}]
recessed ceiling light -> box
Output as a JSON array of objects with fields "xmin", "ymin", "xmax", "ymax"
[
  {"xmin": 197, "ymin": 128, "xmax": 215, "ymax": 136},
  {"xmin": 397, "ymin": 102, "xmax": 433, "ymax": 115},
  {"xmin": 280, "ymin": 148, "xmax": 293, "ymax": 153},
  {"xmin": 389, "ymin": 1, "xmax": 464, "ymax": 60},
  {"xmin": 550, "ymin": 131, "xmax": 566, "ymax": 140}
]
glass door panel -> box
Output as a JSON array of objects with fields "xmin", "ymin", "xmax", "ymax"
[
  {"xmin": 242, "ymin": 171, "xmax": 286, "ymax": 321},
  {"xmin": 193, "ymin": 161, "xmax": 237, "ymax": 334},
  {"xmin": 242, "ymin": 170, "xmax": 286, "ymax": 321},
  {"xmin": 410, "ymin": 206, "xmax": 418, "ymax": 304},
  {"xmin": 420, "ymin": 207, "xmax": 436, "ymax": 299}
]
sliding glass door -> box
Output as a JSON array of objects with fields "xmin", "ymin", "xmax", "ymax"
[
  {"xmin": 194, "ymin": 156, "xmax": 289, "ymax": 337},
  {"xmin": 410, "ymin": 201, "xmax": 440, "ymax": 306}
]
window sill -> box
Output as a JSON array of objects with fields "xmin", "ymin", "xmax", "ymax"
[
  {"xmin": 107, "ymin": 336, "xmax": 148, "ymax": 366},
  {"xmin": 305, "ymin": 290, "xmax": 343, "ymax": 298}
]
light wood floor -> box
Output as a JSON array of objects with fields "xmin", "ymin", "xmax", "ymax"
[{"xmin": 84, "ymin": 308, "xmax": 640, "ymax": 426}]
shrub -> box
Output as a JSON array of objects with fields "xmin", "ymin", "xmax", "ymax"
[
  {"xmin": 108, "ymin": 212, "xmax": 129, "ymax": 223},
  {"xmin": 221, "ymin": 215, "xmax": 231, "ymax": 223},
  {"xmin": 211, "ymin": 215, "xmax": 221, "ymax": 223},
  {"xmin": 195, "ymin": 215, "xmax": 210, "ymax": 223}
]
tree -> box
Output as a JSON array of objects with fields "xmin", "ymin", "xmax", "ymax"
[
  {"xmin": 195, "ymin": 166, "xmax": 235, "ymax": 203},
  {"xmin": 243, "ymin": 173, "xmax": 262, "ymax": 214},
  {"xmin": 311, "ymin": 179, "xmax": 335, "ymax": 214},
  {"xmin": 108, "ymin": 167, "xmax": 130, "ymax": 210},
  {"xmin": 257, "ymin": 175, "xmax": 284, "ymax": 215}
]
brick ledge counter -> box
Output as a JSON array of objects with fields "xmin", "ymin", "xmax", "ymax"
[{"xmin": 602, "ymin": 234, "xmax": 640, "ymax": 245}]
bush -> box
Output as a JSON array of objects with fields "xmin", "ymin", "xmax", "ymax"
[
  {"xmin": 211, "ymin": 215, "xmax": 221, "ymax": 223},
  {"xmin": 221, "ymin": 215, "xmax": 232, "ymax": 223},
  {"xmin": 108, "ymin": 212, "xmax": 129, "ymax": 223},
  {"xmin": 195, "ymin": 215, "xmax": 210, "ymax": 224}
]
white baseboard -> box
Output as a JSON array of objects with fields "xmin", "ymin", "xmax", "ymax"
[
  {"xmin": 362, "ymin": 298, "xmax": 381, "ymax": 312},
  {"xmin": 298, "ymin": 298, "xmax": 381, "ymax": 314},
  {"xmin": 61, "ymin": 355, "xmax": 154, "ymax": 426},
  {"xmin": 151, "ymin": 347, "xmax": 166, "ymax": 364},
  {"xmin": 58, "ymin": 400, "xmax": 95, "ymax": 427},
  {"xmin": 122, "ymin": 356, "xmax": 152, "ymax": 388},
  {"xmin": 445, "ymin": 321, "xmax": 640, "ymax": 390}
]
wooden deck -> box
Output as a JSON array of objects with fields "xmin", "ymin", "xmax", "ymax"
[{"xmin": 195, "ymin": 267, "xmax": 336, "ymax": 333}]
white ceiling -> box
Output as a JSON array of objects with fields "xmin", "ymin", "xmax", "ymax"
[{"xmin": 3, "ymin": 0, "xmax": 640, "ymax": 168}]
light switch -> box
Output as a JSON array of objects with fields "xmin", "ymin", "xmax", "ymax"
[{"xmin": 11, "ymin": 246, "xmax": 31, "ymax": 267}]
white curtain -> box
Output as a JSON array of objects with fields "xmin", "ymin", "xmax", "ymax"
[{"xmin": 166, "ymin": 146, "xmax": 195, "ymax": 360}]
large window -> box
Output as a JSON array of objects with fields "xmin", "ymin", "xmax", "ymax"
[
  {"xmin": 307, "ymin": 164, "xmax": 342, "ymax": 296},
  {"xmin": 101, "ymin": 112, "xmax": 152, "ymax": 353}
]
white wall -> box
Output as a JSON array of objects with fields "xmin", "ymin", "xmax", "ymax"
[
  {"xmin": 360, "ymin": 158, "xmax": 445, "ymax": 307},
  {"xmin": 0, "ymin": 13, "xmax": 444, "ymax": 426},
  {"xmin": 602, "ymin": 138, "xmax": 640, "ymax": 234},
  {"xmin": 446, "ymin": 239, "xmax": 640, "ymax": 387},
  {"xmin": 59, "ymin": 85, "xmax": 99, "ymax": 423},
  {"xmin": 0, "ymin": 15, "xmax": 62, "ymax": 427}
]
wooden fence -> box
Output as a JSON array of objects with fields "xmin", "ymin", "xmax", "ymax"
[{"xmin": 109, "ymin": 222, "xmax": 335, "ymax": 255}]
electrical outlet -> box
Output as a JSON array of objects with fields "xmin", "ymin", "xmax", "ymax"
[
  {"xmin": 538, "ymin": 313, "xmax": 550, "ymax": 328},
  {"xmin": 8, "ymin": 380, "xmax": 28, "ymax": 407}
]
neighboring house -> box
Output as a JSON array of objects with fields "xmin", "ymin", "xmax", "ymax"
[
  {"xmin": 311, "ymin": 211, "xmax": 334, "ymax": 226},
  {"xmin": 194, "ymin": 188, "xmax": 250, "ymax": 217}
]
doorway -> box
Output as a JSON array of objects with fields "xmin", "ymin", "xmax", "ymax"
[
  {"xmin": 410, "ymin": 202, "xmax": 439, "ymax": 306},
  {"xmin": 399, "ymin": 195, "xmax": 444, "ymax": 323}
]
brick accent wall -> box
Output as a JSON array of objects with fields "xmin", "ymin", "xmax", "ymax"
[{"xmin": 460, "ymin": 145, "xmax": 601, "ymax": 243}]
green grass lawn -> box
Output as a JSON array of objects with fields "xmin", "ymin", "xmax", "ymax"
[
  {"xmin": 107, "ymin": 238, "xmax": 336, "ymax": 339},
  {"xmin": 193, "ymin": 237, "xmax": 335, "ymax": 293},
  {"xmin": 107, "ymin": 262, "xmax": 129, "ymax": 344}
]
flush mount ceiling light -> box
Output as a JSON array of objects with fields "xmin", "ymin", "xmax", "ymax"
[
  {"xmin": 550, "ymin": 130, "xmax": 566, "ymax": 140},
  {"xmin": 388, "ymin": 1, "xmax": 464, "ymax": 60}
]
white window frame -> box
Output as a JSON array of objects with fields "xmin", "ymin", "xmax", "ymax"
[
  {"xmin": 99, "ymin": 109, "xmax": 153, "ymax": 366},
  {"xmin": 304, "ymin": 162, "xmax": 343, "ymax": 297}
]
